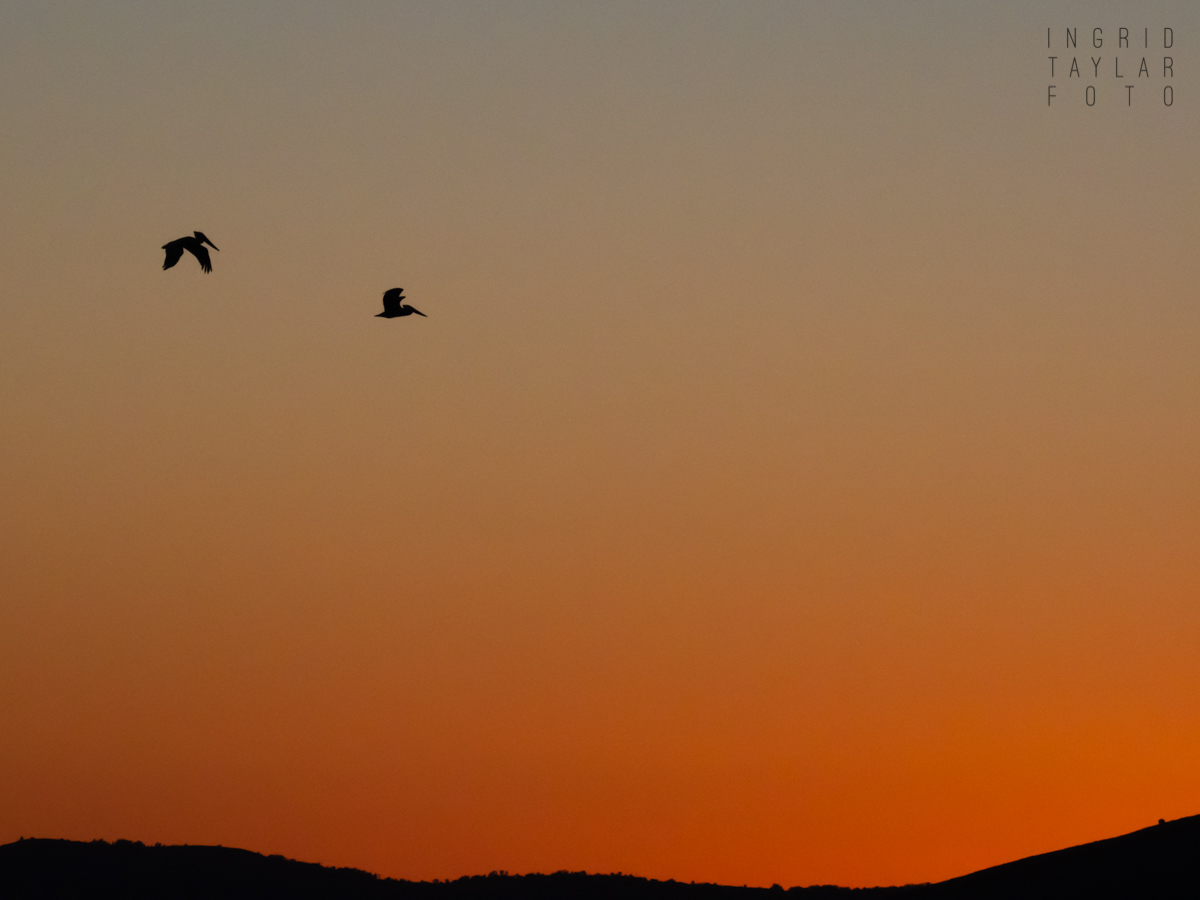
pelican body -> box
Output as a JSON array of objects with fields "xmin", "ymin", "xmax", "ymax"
[
  {"xmin": 162, "ymin": 231, "xmax": 220, "ymax": 273},
  {"xmin": 376, "ymin": 288, "xmax": 426, "ymax": 319}
]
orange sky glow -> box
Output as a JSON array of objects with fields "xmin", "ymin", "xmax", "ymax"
[{"xmin": 1, "ymin": 0, "xmax": 1199, "ymax": 889}]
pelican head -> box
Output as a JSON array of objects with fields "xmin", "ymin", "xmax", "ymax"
[{"xmin": 194, "ymin": 231, "xmax": 220, "ymax": 252}]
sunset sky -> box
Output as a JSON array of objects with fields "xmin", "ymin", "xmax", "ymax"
[{"xmin": 2, "ymin": 0, "xmax": 1199, "ymax": 889}]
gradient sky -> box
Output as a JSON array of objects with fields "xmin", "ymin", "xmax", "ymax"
[{"xmin": 2, "ymin": 0, "xmax": 1199, "ymax": 889}]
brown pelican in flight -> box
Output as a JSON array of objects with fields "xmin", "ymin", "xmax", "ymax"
[
  {"xmin": 162, "ymin": 232, "xmax": 220, "ymax": 273},
  {"xmin": 376, "ymin": 288, "xmax": 427, "ymax": 319}
]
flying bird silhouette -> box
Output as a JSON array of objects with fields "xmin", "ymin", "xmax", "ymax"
[
  {"xmin": 376, "ymin": 288, "xmax": 427, "ymax": 319},
  {"xmin": 162, "ymin": 232, "xmax": 220, "ymax": 273}
]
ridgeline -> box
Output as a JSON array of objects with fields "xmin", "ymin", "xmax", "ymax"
[{"xmin": 2, "ymin": 814, "xmax": 1197, "ymax": 899}]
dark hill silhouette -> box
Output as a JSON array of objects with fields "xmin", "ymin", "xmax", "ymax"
[
  {"xmin": 925, "ymin": 814, "xmax": 1200, "ymax": 898},
  {"xmin": 1, "ymin": 815, "xmax": 1197, "ymax": 899}
]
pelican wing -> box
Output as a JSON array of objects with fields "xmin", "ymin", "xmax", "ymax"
[
  {"xmin": 162, "ymin": 242, "xmax": 185, "ymax": 270},
  {"xmin": 187, "ymin": 243, "xmax": 213, "ymax": 273},
  {"xmin": 381, "ymin": 288, "xmax": 404, "ymax": 315}
]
